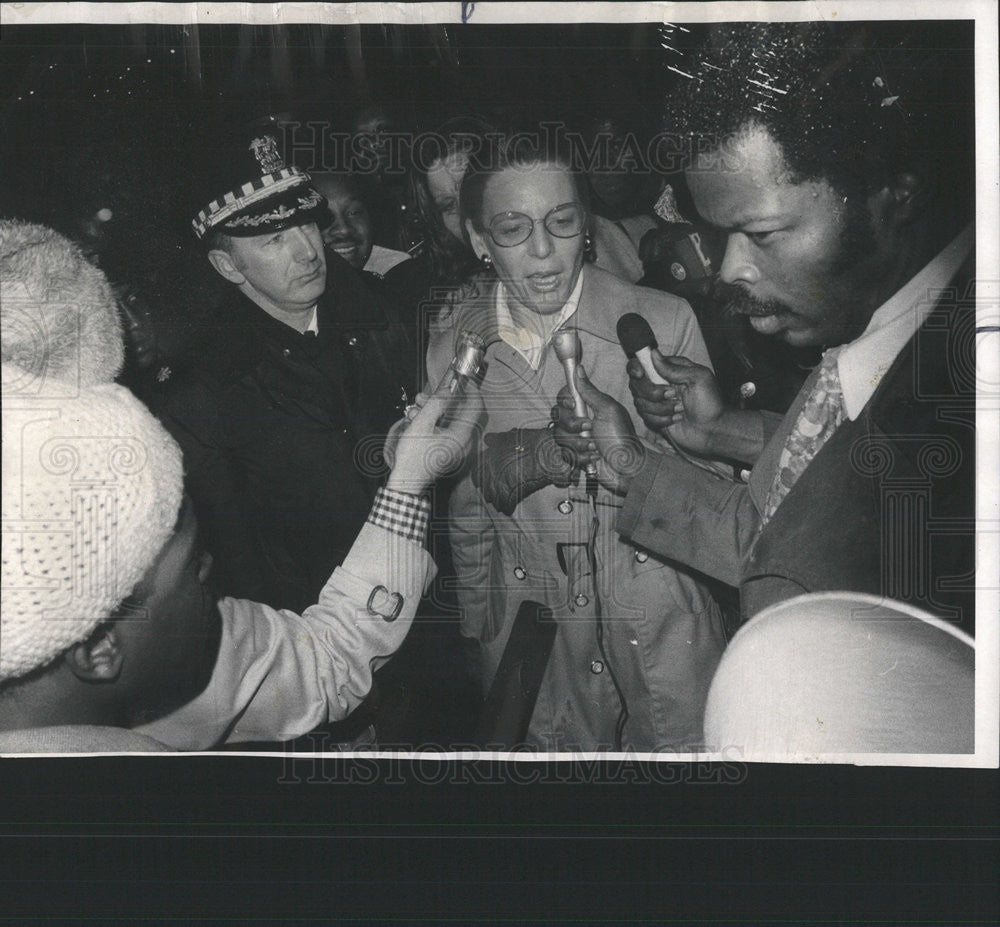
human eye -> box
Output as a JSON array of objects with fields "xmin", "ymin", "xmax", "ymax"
[
  {"xmin": 266, "ymin": 232, "xmax": 284, "ymax": 246},
  {"xmin": 436, "ymin": 197, "xmax": 457, "ymax": 215}
]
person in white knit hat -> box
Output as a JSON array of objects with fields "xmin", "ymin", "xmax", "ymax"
[
  {"xmin": 0, "ymin": 364, "xmax": 480, "ymax": 752},
  {"xmin": 0, "ymin": 218, "xmax": 124, "ymax": 390},
  {"xmin": 0, "ymin": 220, "xmax": 482, "ymax": 752}
]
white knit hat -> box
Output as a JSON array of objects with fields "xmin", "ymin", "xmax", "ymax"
[
  {"xmin": 1, "ymin": 364, "xmax": 184, "ymax": 681},
  {"xmin": 1, "ymin": 219, "xmax": 124, "ymax": 394}
]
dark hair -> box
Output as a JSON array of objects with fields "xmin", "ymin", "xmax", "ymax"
[
  {"xmin": 666, "ymin": 21, "xmax": 974, "ymax": 209},
  {"xmin": 406, "ymin": 115, "xmax": 498, "ymax": 289},
  {"xmin": 311, "ymin": 169, "xmax": 377, "ymax": 201},
  {"xmin": 201, "ymin": 227, "xmax": 236, "ymax": 254},
  {"xmin": 458, "ymin": 133, "xmax": 592, "ymax": 239}
]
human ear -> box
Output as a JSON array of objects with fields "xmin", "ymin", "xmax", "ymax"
[
  {"xmin": 465, "ymin": 221, "xmax": 490, "ymax": 262},
  {"xmin": 207, "ymin": 248, "xmax": 246, "ymax": 285},
  {"xmin": 64, "ymin": 626, "xmax": 124, "ymax": 683},
  {"xmin": 871, "ymin": 170, "xmax": 925, "ymax": 228}
]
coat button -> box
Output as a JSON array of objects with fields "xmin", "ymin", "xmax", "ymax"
[
  {"xmin": 574, "ymin": 593, "xmax": 589, "ymax": 607},
  {"xmin": 282, "ymin": 348, "xmax": 291, "ymax": 358},
  {"xmin": 557, "ymin": 499, "xmax": 573, "ymax": 515},
  {"xmin": 739, "ymin": 468, "xmax": 752, "ymax": 482},
  {"xmin": 513, "ymin": 566, "xmax": 526, "ymax": 581},
  {"xmin": 347, "ymin": 336, "xmax": 359, "ymax": 347},
  {"xmin": 590, "ymin": 660, "xmax": 604, "ymax": 674},
  {"xmin": 739, "ymin": 381, "xmax": 757, "ymax": 400},
  {"xmin": 634, "ymin": 550, "xmax": 648, "ymax": 563}
]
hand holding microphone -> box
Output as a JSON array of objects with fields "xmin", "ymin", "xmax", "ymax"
[
  {"xmin": 385, "ymin": 329, "xmax": 486, "ymax": 472},
  {"xmin": 549, "ymin": 332, "xmax": 643, "ymax": 495},
  {"xmin": 618, "ymin": 312, "xmax": 725, "ymax": 439},
  {"xmin": 550, "ymin": 329, "xmax": 598, "ymax": 480},
  {"xmin": 386, "ymin": 376, "xmax": 484, "ymax": 496},
  {"xmin": 617, "ymin": 313, "xmax": 763, "ymax": 463}
]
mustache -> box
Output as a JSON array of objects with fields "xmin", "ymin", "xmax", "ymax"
[{"xmin": 710, "ymin": 278, "xmax": 790, "ymax": 319}]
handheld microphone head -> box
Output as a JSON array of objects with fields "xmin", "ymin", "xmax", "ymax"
[
  {"xmin": 617, "ymin": 312, "xmax": 668, "ymax": 386},
  {"xmin": 442, "ymin": 329, "xmax": 487, "ymax": 393},
  {"xmin": 550, "ymin": 329, "xmax": 582, "ymax": 365},
  {"xmin": 451, "ymin": 330, "xmax": 486, "ymax": 379},
  {"xmin": 617, "ymin": 313, "xmax": 658, "ymax": 358}
]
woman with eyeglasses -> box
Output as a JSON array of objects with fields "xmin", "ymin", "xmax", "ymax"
[{"xmin": 425, "ymin": 137, "xmax": 728, "ymax": 752}]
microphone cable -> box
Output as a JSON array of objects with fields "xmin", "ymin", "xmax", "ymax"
[{"xmin": 584, "ymin": 483, "xmax": 629, "ymax": 751}]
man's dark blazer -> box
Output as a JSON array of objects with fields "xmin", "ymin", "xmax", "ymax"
[{"xmin": 617, "ymin": 260, "xmax": 976, "ymax": 638}]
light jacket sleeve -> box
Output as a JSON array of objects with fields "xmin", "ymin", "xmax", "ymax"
[
  {"xmin": 136, "ymin": 522, "xmax": 435, "ymax": 750},
  {"xmin": 615, "ymin": 449, "xmax": 760, "ymax": 589}
]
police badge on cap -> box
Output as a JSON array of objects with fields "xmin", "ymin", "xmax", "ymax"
[{"xmin": 191, "ymin": 129, "xmax": 326, "ymax": 240}]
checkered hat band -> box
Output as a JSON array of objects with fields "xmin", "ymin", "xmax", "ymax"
[{"xmin": 192, "ymin": 167, "xmax": 309, "ymax": 238}]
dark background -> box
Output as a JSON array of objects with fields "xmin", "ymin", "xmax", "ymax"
[{"xmin": 0, "ymin": 22, "xmax": 689, "ymax": 244}]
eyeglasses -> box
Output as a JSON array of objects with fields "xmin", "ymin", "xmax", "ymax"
[{"xmin": 486, "ymin": 203, "xmax": 586, "ymax": 248}]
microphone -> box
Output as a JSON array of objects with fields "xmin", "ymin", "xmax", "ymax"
[
  {"xmin": 439, "ymin": 329, "xmax": 487, "ymax": 394},
  {"xmin": 550, "ymin": 328, "xmax": 598, "ymax": 480},
  {"xmin": 616, "ymin": 313, "xmax": 668, "ymax": 385}
]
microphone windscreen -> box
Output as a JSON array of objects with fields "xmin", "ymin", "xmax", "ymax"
[
  {"xmin": 550, "ymin": 329, "xmax": 582, "ymax": 364},
  {"xmin": 617, "ymin": 313, "xmax": 658, "ymax": 357}
]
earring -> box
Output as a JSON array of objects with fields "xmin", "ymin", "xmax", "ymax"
[
  {"xmin": 480, "ymin": 254, "xmax": 493, "ymax": 268},
  {"xmin": 583, "ymin": 234, "xmax": 594, "ymax": 260}
]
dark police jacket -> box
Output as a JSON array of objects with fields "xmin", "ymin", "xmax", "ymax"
[{"xmin": 159, "ymin": 254, "xmax": 417, "ymax": 613}]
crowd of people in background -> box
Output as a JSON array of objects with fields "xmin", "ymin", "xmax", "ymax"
[{"xmin": 0, "ymin": 20, "xmax": 978, "ymax": 755}]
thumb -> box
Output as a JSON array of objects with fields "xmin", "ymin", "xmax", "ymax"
[
  {"xmin": 407, "ymin": 383, "xmax": 452, "ymax": 436},
  {"xmin": 650, "ymin": 351, "xmax": 701, "ymax": 385},
  {"xmin": 574, "ymin": 366, "xmax": 614, "ymax": 412},
  {"xmin": 439, "ymin": 378, "xmax": 485, "ymax": 438}
]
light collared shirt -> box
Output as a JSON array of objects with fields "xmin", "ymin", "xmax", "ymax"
[
  {"xmin": 305, "ymin": 305, "xmax": 319, "ymax": 334},
  {"xmin": 364, "ymin": 244, "xmax": 411, "ymax": 278},
  {"xmin": 495, "ymin": 270, "xmax": 585, "ymax": 370},
  {"xmin": 838, "ymin": 224, "xmax": 972, "ymax": 420}
]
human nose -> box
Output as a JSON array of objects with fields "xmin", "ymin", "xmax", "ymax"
[
  {"xmin": 526, "ymin": 221, "xmax": 554, "ymax": 258},
  {"xmin": 324, "ymin": 215, "xmax": 349, "ymax": 242},
  {"xmin": 292, "ymin": 227, "xmax": 319, "ymax": 262},
  {"xmin": 718, "ymin": 233, "xmax": 759, "ymax": 286}
]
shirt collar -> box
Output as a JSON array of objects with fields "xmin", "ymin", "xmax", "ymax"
[
  {"xmin": 305, "ymin": 305, "xmax": 319, "ymax": 334},
  {"xmin": 838, "ymin": 224, "xmax": 973, "ymax": 420},
  {"xmin": 495, "ymin": 270, "xmax": 585, "ymax": 369}
]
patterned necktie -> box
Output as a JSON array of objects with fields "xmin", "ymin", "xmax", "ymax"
[{"xmin": 760, "ymin": 349, "xmax": 846, "ymax": 528}]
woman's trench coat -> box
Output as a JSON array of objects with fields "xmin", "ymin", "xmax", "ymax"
[{"xmin": 426, "ymin": 263, "xmax": 728, "ymax": 751}]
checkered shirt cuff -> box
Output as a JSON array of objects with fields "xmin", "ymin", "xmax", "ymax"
[{"xmin": 367, "ymin": 487, "xmax": 431, "ymax": 544}]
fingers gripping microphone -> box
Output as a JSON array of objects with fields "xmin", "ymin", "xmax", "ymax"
[
  {"xmin": 617, "ymin": 313, "xmax": 667, "ymax": 385},
  {"xmin": 551, "ymin": 329, "xmax": 598, "ymax": 480}
]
